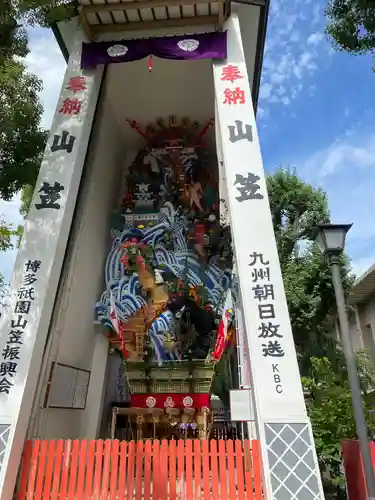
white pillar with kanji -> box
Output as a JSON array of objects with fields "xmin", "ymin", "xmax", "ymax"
[
  {"xmin": 213, "ymin": 10, "xmax": 325, "ymax": 500},
  {"xmin": 0, "ymin": 28, "xmax": 103, "ymax": 499}
]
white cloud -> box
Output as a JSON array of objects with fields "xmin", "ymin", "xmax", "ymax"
[
  {"xmin": 298, "ymin": 130, "xmax": 375, "ymax": 277},
  {"xmin": 257, "ymin": 106, "xmax": 265, "ymax": 120},
  {"xmin": 303, "ymin": 134, "xmax": 375, "ymax": 178},
  {"xmin": 259, "ymin": 82, "xmax": 273, "ymax": 100},
  {"xmin": 351, "ymin": 257, "xmax": 375, "ymax": 280},
  {"xmin": 260, "ymin": 0, "xmax": 329, "ymax": 111},
  {"xmin": 0, "ymin": 28, "xmax": 65, "ymax": 282},
  {"xmin": 307, "ymin": 32, "xmax": 324, "ymax": 46}
]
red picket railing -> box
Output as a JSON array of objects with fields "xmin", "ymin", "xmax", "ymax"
[{"xmin": 16, "ymin": 439, "xmax": 263, "ymax": 499}]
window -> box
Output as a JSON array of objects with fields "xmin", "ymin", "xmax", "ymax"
[
  {"xmin": 363, "ymin": 324, "xmax": 375, "ymax": 355},
  {"xmin": 44, "ymin": 363, "xmax": 90, "ymax": 409}
]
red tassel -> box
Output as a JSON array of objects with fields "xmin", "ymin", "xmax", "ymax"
[
  {"xmin": 148, "ymin": 55, "xmax": 153, "ymax": 72},
  {"xmin": 126, "ymin": 119, "xmax": 148, "ymax": 139},
  {"xmin": 199, "ymin": 117, "xmax": 214, "ymax": 140}
]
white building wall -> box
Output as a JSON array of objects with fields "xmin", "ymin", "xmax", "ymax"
[{"xmin": 29, "ymin": 79, "xmax": 125, "ymax": 440}]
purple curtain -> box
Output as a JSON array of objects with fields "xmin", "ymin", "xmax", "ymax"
[{"xmin": 81, "ymin": 31, "xmax": 227, "ymax": 69}]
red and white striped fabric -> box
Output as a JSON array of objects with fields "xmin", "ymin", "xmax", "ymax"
[
  {"xmin": 109, "ymin": 292, "xmax": 128, "ymax": 358},
  {"xmin": 211, "ymin": 290, "xmax": 233, "ymax": 361}
]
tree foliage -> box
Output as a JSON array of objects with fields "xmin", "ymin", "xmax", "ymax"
[
  {"xmin": 0, "ymin": 62, "xmax": 47, "ymax": 200},
  {"xmin": 13, "ymin": 0, "xmax": 76, "ymax": 26},
  {"xmin": 267, "ymin": 168, "xmax": 330, "ymax": 264},
  {"xmin": 325, "ymin": 0, "xmax": 375, "ymax": 68},
  {"xmin": 19, "ymin": 183, "xmax": 35, "ymax": 218},
  {"xmin": 0, "ymin": 0, "xmax": 47, "ymax": 302},
  {"xmin": 267, "ymin": 168, "xmax": 354, "ymax": 376},
  {"xmin": 212, "ymin": 354, "xmax": 231, "ymax": 407},
  {"xmin": 265, "ymin": 168, "xmax": 364, "ymax": 493},
  {"xmin": 303, "ymin": 353, "xmax": 375, "ymax": 495},
  {"xmin": 0, "ymin": 215, "xmax": 22, "ymax": 311},
  {"xmin": 0, "ymin": 0, "xmax": 47, "ymax": 201},
  {"xmin": 0, "ymin": 216, "xmax": 22, "ymax": 252},
  {"xmin": 0, "ymin": 0, "xmax": 28, "ymax": 63}
]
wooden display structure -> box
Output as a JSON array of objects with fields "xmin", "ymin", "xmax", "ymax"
[
  {"xmin": 110, "ymin": 405, "xmax": 211, "ymax": 441},
  {"xmin": 111, "ymin": 360, "xmax": 214, "ymax": 440}
]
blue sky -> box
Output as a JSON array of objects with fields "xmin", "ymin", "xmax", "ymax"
[
  {"xmin": 259, "ymin": 0, "xmax": 375, "ymax": 277},
  {"xmin": 0, "ymin": 0, "xmax": 374, "ymax": 281}
]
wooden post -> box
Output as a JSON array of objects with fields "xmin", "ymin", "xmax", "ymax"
[
  {"xmin": 136, "ymin": 415, "xmax": 144, "ymax": 441},
  {"xmin": 111, "ymin": 407, "xmax": 117, "ymax": 439}
]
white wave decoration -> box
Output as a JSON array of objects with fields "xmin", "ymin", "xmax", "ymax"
[
  {"xmin": 148, "ymin": 310, "xmax": 180, "ymax": 365},
  {"xmin": 96, "ymin": 274, "xmax": 147, "ymax": 330},
  {"xmin": 96, "ymin": 205, "xmax": 234, "ymax": 363}
]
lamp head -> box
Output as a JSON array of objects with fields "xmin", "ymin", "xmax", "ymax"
[{"xmin": 313, "ymin": 223, "xmax": 352, "ymax": 258}]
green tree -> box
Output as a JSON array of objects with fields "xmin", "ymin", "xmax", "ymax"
[
  {"xmin": 212, "ymin": 354, "xmax": 231, "ymax": 407},
  {"xmin": 0, "ymin": 0, "xmax": 28, "ymax": 63},
  {"xmin": 19, "ymin": 183, "xmax": 36, "ymax": 218},
  {"xmin": 303, "ymin": 352, "xmax": 375, "ymax": 496},
  {"xmin": 0, "ymin": 217, "xmax": 22, "ymax": 252},
  {"xmin": 0, "ymin": 1, "xmax": 74, "ymax": 210},
  {"xmin": 267, "ymin": 167, "xmax": 330, "ymax": 265},
  {"xmin": 0, "ymin": 0, "xmax": 47, "ymax": 201},
  {"xmin": 0, "ymin": 1, "xmax": 46, "ymax": 301},
  {"xmin": 0, "ymin": 215, "xmax": 23, "ymax": 307},
  {"xmin": 0, "ymin": 61, "xmax": 47, "ymax": 200},
  {"xmin": 0, "ymin": 2, "xmax": 45, "ymax": 213},
  {"xmin": 13, "ymin": 0, "xmax": 76, "ymax": 26},
  {"xmin": 267, "ymin": 168, "xmax": 353, "ymax": 375},
  {"xmin": 325, "ymin": 0, "xmax": 375, "ymax": 70}
]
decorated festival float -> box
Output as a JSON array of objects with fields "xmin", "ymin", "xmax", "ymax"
[{"xmin": 95, "ymin": 115, "xmax": 237, "ymax": 440}]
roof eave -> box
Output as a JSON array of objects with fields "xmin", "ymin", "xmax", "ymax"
[
  {"xmin": 51, "ymin": 0, "xmax": 268, "ymax": 112},
  {"xmin": 51, "ymin": 21, "xmax": 70, "ymax": 63},
  {"xmin": 250, "ymin": 0, "xmax": 270, "ymax": 112},
  {"xmin": 349, "ymin": 264, "xmax": 375, "ymax": 305}
]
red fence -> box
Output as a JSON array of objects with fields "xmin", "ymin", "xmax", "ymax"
[
  {"xmin": 341, "ymin": 439, "xmax": 375, "ymax": 500},
  {"xmin": 16, "ymin": 439, "xmax": 263, "ymax": 499}
]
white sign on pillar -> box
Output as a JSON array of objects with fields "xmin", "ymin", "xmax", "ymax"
[
  {"xmin": 213, "ymin": 12, "xmax": 324, "ymax": 500},
  {"xmin": 0, "ymin": 28, "xmax": 103, "ymax": 499}
]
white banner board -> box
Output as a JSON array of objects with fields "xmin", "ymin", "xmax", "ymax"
[
  {"xmin": 230, "ymin": 389, "xmax": 254, "ymax": 422},
  {"xmin": 213, "ymin": 15, "xmax": 305, "ymax": 422},
  {"xmin": 0, "ymin": 30, "xmax": 103, "ymax": 499},
  {"xmin": 213, "ymin": 11, "xmax": 324, "ymax": 500}
]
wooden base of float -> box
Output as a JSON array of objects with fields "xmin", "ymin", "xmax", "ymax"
[
  {"xmin": 111, "ymin": 361, "xmax": 215, "ymax": 441},
  {"xmin": 110, "ymin": 405, "xmax": 211, "ymax": 441}
]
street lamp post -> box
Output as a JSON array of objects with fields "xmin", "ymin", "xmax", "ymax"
[{"xmin": 314, "ymin": 223, "xmax": 375, "ymax": 500}]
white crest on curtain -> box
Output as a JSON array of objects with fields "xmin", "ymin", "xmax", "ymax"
[
  {"xmin": 177, "ymin": 39, "xmax": 200, "ymax": 52},
  {"xmin": 107, "ymin": 44, "xmax": 128, "ymax": 57}
]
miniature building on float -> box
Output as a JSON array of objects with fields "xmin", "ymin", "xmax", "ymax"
[{"xmin": 0, "ymin": 0, "xmax": 326, "ymax": 498}]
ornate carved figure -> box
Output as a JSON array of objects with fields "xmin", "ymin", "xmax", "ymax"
[{"xmin": 96, "ymin": 117, "xmax": 236, "ymax": 439}]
